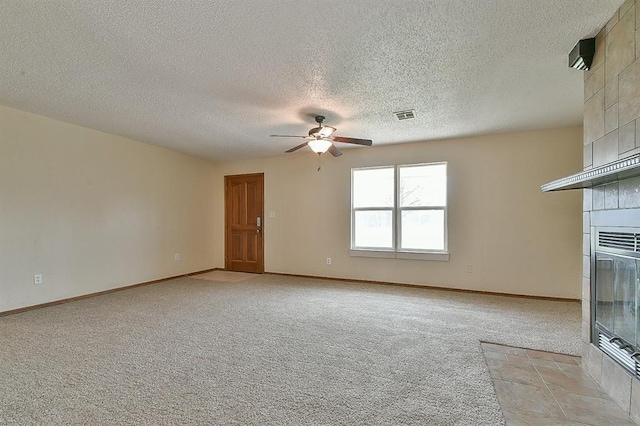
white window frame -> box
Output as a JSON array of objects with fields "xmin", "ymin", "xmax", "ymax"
[{"xmin": 350, "ymin": 162, "xmax": 449, "ymax": 261}]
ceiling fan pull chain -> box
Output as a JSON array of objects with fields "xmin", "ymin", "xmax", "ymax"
[{"xmin": 317, "ymin": 153, "xmax": 322, "ymax": 172}]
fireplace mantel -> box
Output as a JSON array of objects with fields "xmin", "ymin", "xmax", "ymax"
[{"xmin": 541, "ymin": 154, "xmax": 640, "ymax": 192}]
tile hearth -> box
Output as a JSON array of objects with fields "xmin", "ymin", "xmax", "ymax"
[{"xmin": 481, "ymin": 342, "xmax": 636, "ymax": 425}]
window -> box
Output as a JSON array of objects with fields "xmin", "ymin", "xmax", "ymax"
[{"xmin": 351, "ymin": 162, "xmax": 448, "ymax": 260}]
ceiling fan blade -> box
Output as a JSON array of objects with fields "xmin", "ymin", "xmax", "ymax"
[
  {"xmin": 328, "ymin": 144, "xmax": 343, "ymax": 157},
  {"xmin": 332, "ymin": 136, "xmax": 373, "ymax": 146},
  {"xmin": 285, "ymin": 142, "xmax": 309, "ymax": 153},
  {"xmin": 270, "ymin": 135, "xmax": 309, "ymax": 138}
]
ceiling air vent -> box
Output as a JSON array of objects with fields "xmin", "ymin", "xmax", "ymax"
[{"xmin": 394, "ymin": 110, "xmax": 415, "ymax": 120}]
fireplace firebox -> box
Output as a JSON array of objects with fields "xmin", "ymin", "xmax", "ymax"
[{"xmin": 593, "ymin": 225, "xmax": 640, "ymax": 375}]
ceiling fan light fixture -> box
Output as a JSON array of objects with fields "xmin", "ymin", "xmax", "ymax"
[
  {"xmin": 273, "ymin": 115, "xmax": 372, "ymax": 157},
  {"xmin": 308, "ymin": 139, "xmax": 332, "ymax": 154}
]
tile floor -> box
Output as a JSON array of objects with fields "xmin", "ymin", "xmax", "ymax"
[{"xmin": 481, "ymin": 342, "xmax": 636, "ymax": 425}]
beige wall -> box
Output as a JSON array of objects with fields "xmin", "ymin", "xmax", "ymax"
[
  {"xmin": 0, "ymin": 105, "xmax": 217, "ymax": 312},
  {"xmin": 214, "ymin": 126, "xmax": 583, "ymax": 298},
  {"xmin": 0, "ymin": 102, "xmax": 583, "ymax": 312}
]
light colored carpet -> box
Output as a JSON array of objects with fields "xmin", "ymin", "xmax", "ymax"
[
  {"xmin": 0, "ymin": 274, "xmax": 581, "ymax": 425},
  {"xmin": 191, "ymin": 270, "xmax": 258, "ymax": 282}
]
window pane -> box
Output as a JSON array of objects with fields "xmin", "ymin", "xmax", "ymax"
[
  {"xmin": 399, "ymin": 164, "xmax": 446, "ymax": 207},
  {"xmin": 400, "ymin": 210, "xmax": 445, "ymax": 251},
  {"xmin": 353, "ymin": 168, "xmax": 394, "ymax": 208},
  {"xmin": 354, "ymin": 210, "xmax": 393, "ymax": 248}
]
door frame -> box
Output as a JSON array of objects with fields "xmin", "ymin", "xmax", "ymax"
[{"xmin": 224, "ymin": 173, "xmax": 264, "ymax": 273}]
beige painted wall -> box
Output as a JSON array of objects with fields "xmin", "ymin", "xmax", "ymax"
[
  {"xmin": 214, "ymin": 127, "xmax": 583, "ymax": 298},
  {"xmin": 0, "ymin": 103, "xmax": 582, "ymax": 311},
  {"xmin": 0, "ymin": 105, "xmax": 217, "ymax": 312}
]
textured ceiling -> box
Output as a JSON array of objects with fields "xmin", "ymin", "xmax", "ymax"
[{"xmin": 0, "ymin": 1, "xmax": 622, "ymax": 162}]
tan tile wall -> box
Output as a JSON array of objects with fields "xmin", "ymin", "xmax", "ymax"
[
  {"xmin": 584, "ymin": 2, "xmax": 640, "ymax": 166},
  {"xmin": 582, "ymin": 0, "xmax": 640, "ymax": 421}
]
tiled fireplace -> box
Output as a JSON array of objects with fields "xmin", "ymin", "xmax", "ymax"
[{"xmin": 579, "ymin": 0, "xmax": 640, "ymax": 421}]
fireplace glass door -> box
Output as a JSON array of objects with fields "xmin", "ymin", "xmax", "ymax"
[{"xmin": 595, "ymin": 252, "xmax": 640, "ymax": 348}]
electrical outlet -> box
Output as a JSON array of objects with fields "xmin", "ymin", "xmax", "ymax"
[
  {"xmin": 326, "ymin": 257, "xmax": 332, "ymax": 265},
  {"xmin": 34, "ymin": 274, "xmax": 42, "ymax": 285},
  {"xmin": 465, "ymin": 264, "xmax": 472, "ymax": 273},
  {"xmin": 174, "ymin": 253, "xmax": 180, "ymax": 261}
]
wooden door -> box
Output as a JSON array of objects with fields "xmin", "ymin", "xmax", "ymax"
[{"xmin": 225, "ymin": 173, "xmax": 264, "ymax": 273}]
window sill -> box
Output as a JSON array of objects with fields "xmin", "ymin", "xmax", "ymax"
[{"xmin": 350, "ymin": 250, "xmax": 449, "ymax": 261}]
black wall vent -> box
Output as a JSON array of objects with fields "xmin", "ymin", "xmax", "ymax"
[{"xmin": 598, "ymin": 231, "xmax": 639, "ymax": 252}]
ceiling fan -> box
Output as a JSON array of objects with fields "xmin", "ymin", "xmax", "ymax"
[{"xmin": 270, "ymin": 115, "xmax": 373, "ymax": 157}]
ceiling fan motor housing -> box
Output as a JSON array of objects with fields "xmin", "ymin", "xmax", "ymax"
[
  {"xmin": 309, "ymin": 116, "xmax": 333, "ymax": 138},
  {"xmin": 309, "ymin": 126, "xmax": 336, "ymax": 138}
]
